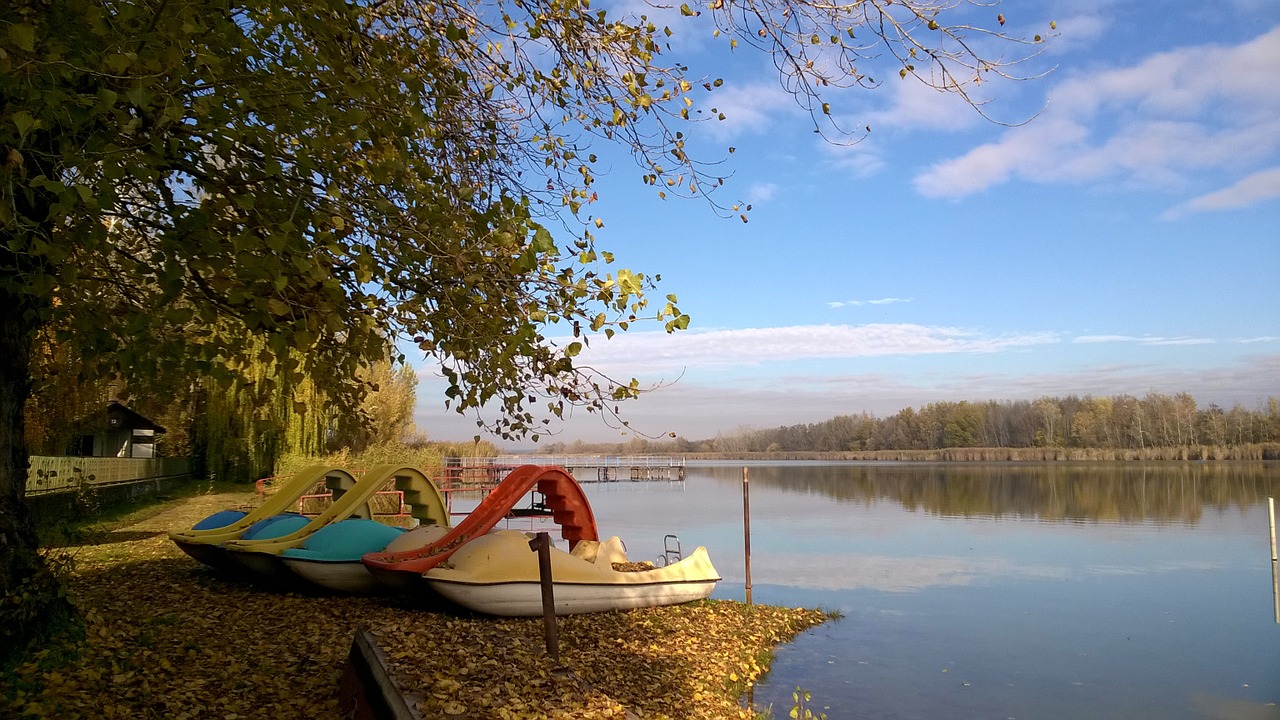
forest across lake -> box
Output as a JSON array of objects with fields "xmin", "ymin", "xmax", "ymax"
[{"xmin": 536, "ymin": 391, "xmax": 1280, "ymax": 459}]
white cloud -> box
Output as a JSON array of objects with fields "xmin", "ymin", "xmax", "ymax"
[
  {"xmin": 1162, "ymin": 166, "xmax": 1280, "ymax": 219},
  {"xmin": 601, "ymin": 0, "xmax": 714, "ymax": 53},
  {"xmin": 945, "ymin": 355, "xmax": 1280, "ymax": 410},
  {"xmin": 414, "ymin": 352, "xmax": 1280, "ymax": 444},
  {"xmin": 1073, "ymin": 334, "xmax": 1139, "ymax": 344},
  {"xmin": 824, "ymin": 139, "xmax": 886, "ymax": 178},
  {"xmin": 828, "ymin": 297, "xmax": 911, "ymax": 308},
  {"xmin": 1144, "ymin": 338, "xmax": 1215, "ymax": 347},
  {"xmin": 914, "ymin": 25, "xmax": 1280, "ymax": 201},
  {"xmin": 1045, "ymin": 13, "xmax": 1110, "ymax": 54},
  {"xmin": 697, "ymin": 82, "xmax": 796, "ymax": 139},
  {"xmin": 1073, "ymin": 334, "xmax": 1215, "ymax": 346},
  {"xmin": 862, "ymin": 76, "xmax": 982, "ymax": 132},
  {"xmin": 744, "ymin": 182, "xmax": 778, "ymax": 204},
  {"xmin": 567, "ymin": 323, "xmax": 1060, "ymax": 377},
  {"xmin": 1230, "ymin": 0, "xmax": 1278, "ymax": 11}
]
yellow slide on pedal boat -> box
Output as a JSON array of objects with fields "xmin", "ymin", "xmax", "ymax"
[
  {"xmin": 169, "ymin": 466, "xmax": 356, "ymax": 571},
  {"xmin": 221, "ymin": 464, "xmax": 448, "ymax": 585}
]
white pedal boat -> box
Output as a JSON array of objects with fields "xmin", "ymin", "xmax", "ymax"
[{"xmin": 423, "ymin": 530, "xmax": 720, "ymax": 616}]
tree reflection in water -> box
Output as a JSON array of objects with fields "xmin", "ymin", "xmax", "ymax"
[{"xmin": 696, "ymin": 462, "xmax": 1280, "ymax": 526}]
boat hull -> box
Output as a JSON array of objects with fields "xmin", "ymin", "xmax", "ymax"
[
  {"xmin": 173, "ymin": 539, "xmax": 237, "ymax": 572},
  {"xmin": 281, "ymin": 558, "xmax": 382, "ymax": 594},
  {"xmin": 421, "ymin": 530, "xmax": 720, "ymax": 616},
  {"xmin": 427, "ymin": 576, "xmax": 718, "ymax": 616},
  {"xmin": 227, "ymin": 549, "xmax": 287, "ymax": 579}
]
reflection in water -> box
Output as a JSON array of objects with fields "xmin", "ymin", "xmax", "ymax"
[
  {"xmin": 587, "ymin": 463, "xmax": 1280, "ymax": 719},
  {"xmin": 579, "ymin": 462, "xmax": 1280, "ymax": 718},
  {"xmin": 696, "ymin": 462, "xmax": 1280, "ymax": 525},
  {"xmin": 1190, "ymin": 694, "xmax": 1280, "ymax": 720},
  {"xmin": 1273, "ymin": 497, "xmax": 1279, "ymax": 623},
  {"xmin": 744, "ymin": 552, "xmax": 1070, "ymax": 592}
]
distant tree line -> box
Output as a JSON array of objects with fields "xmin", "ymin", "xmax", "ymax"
[{"xmin": 539, "ymin": 393, "xmax": 1280, "ymax": 456}]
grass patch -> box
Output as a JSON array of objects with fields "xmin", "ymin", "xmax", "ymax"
[{"xmin": 33, "ymin": 477, "xmax": 251, "ymax": 547}]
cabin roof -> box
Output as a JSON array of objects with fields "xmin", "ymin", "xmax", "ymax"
[{"xmin": 102, "ymin": 402, "xmax": 166, "ymax": 433}]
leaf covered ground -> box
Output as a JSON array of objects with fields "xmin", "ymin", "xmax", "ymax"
[{"xmin": 2, "ymin": 490, "xmax": 829, "ymax": 719}]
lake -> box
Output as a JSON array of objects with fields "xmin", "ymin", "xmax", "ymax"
[{"xmin": 563, "ymin": 461, "xmax": 1280, "ymax": 719}]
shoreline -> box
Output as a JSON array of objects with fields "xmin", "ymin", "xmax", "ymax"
[
  {"xmin": 4, "ymin": 490, "xmax": 829, "ymax": 719},
  {"xmin": 583, "ymin": 444, "xmax": 1280, "ymax": 462}
]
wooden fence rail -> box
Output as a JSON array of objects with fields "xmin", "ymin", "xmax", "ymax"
[{"xmin": 26, "ymin": 456, "xmax": 191, "ymax": 495}]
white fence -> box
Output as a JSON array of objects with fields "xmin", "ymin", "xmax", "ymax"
[{"xmin": 26, "ymin": 456, "xmax": 191, "ymax": 495}]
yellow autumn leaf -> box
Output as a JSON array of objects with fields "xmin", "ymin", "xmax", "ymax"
[{"xmin": 1, "ymin": 490, "xmax": 830, "ymax": 720}]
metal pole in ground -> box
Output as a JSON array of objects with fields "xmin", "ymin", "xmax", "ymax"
[
  {"xmin": 743, "ymin": 467, "xmax": 753, "ymax": 606},
  {"xmin": 530, "ymin": 532, "xmax": 561, "ymax": 663}
]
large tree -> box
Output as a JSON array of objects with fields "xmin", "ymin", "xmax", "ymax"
[{"xmin": 1, "ymin": 0, "xmax": 1046, "ymax": 652}]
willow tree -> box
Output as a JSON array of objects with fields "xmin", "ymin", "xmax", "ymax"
[
  {"xmin": 186, "ymin": 338, "xmax": 332, "ymax": 483},
  {"xmin": 1, "ymin": 0, "xmax": 1048, "ymax": 651},
  {"xmin": 329, "ymin": 358, "xmax": 421, "ymax": 452}
]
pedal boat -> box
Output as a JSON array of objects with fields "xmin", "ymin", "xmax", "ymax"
[
  {"xmin": 168, "ymin": 466, "xmax": 355, "ymax": 570},
  {"xmin": 281, "ymin": 523, "xmax": 448, "ymax": 593},
  {"xmin": 422, "ymin": 530, "xmax": 720, "ymax": 616}
]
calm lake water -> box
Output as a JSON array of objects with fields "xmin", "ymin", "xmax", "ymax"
[{"xmin": 566, "ymin": 461, "xmax": 1280, "ymax": 720}]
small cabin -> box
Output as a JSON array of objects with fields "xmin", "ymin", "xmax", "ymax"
[{"xmin": 72, "ymin": 402, "xmax": 167, "ymax": 459}]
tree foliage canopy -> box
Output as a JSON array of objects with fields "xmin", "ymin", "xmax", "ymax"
[
  {"xmin": 2, "ymin": 0, "xmax": 1048, "ymax": 648},
  {"xmin": 4, "ymin": 0, "xmax": 690, "ymax": 440},
  {"xmin": 2, "ymin": 0, "xmax": 1049, "ymax": 440},
  {"xmin": 1, "ymin": 0, "xmax": 1053, "ymax": 663}
]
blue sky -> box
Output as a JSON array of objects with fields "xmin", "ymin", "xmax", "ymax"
[{"xmin": 414, "ymin": 0, "xmax": 1280, "ymax": 446}]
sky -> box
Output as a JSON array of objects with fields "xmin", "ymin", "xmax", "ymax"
[{"xmin": 412, "ymin": 0, "xmax": 1280, "ymax": 447}]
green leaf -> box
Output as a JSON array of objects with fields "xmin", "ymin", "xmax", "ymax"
[
  {"xmin": 95, "ymin": 89, "xmax": 119, "ymax": 113},
  {"xmin": 8, "ymin": 23, "xmax": 35, "ymax": 52},
  {"xmin": 11, "ymin": 111, "xmax": 36, "ymax": 138},
  {"xmin": 531, "ymin": 227, "xmax": 555, "ymax": 253}
]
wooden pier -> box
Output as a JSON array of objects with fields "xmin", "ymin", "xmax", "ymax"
[
  {"xmin": 445, "ymin": 455, "xmax": 685, "ymax": 484},
  {"xmin": 261, "ymin": 456, "xmax": 687, "ymax": 519}
]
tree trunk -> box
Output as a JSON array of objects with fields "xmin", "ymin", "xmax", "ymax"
[{"xmin": 0, "ymin": 274, "xmax": 73, "ymax": 663}]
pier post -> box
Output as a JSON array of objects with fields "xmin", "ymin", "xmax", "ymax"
[
  {"xmin": 1269, "ymin": 497, "xmax": 1277, "ymax": 624},
  {"xmin": 530, "ymin": 532, "xmax": 561, "ymax": 663},
  {"xmin": 743, "ymin": 467, "xmax": 753, "ymax": 606}
]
